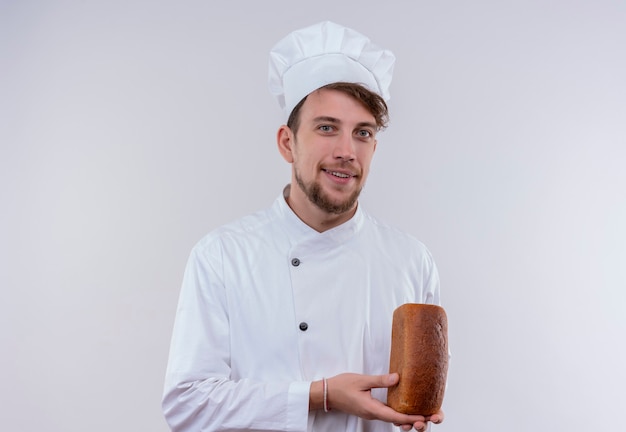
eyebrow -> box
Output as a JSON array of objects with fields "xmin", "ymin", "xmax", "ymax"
[
  {"xmin": 313, "ymin": 116, "xmax": 378, "ymax": 130},
  {"xmin": 313, "ymin": 116, "xmax": 340, "ymax": 124}
]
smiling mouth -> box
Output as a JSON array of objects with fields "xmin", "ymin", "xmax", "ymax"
[{"xmin": 322, "ymin": 169, "xmax": 354, "ymax": 179}]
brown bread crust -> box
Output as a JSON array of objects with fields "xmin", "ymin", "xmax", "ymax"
[{"xmin": 387, "ymin": 303, "xmax": 448, "ymax": 415}]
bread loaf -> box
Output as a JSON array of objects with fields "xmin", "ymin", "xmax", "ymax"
[{"xmin": 387, "ymin": 303, "xmax": 448, "ymax": 415}]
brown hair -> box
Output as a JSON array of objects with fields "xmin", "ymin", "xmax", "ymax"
[{"xmin": 287, "ymin": 82, "xmax": 389, "ymax": 134}]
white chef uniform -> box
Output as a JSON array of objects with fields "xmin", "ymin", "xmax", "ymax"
[{"xmin": 163, "ymin": 186, "xmax": 440, "ymax": 432}]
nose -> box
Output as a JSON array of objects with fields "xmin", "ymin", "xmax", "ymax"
[{"xmin": 333, "ymin": 132, "xmax": 356, "ymax": 161}]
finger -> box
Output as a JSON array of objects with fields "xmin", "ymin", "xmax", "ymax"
[
  {"xmin": 361, "ymin": 394, "xmax": 428, "ymax": 427},
  {"xmin": 430, "ymin": 415, "xmax": 442, "ymax": 424},
  {"xmin": 374, "ymin": 403, "xmax": 425, "ymax": 425},
  {"xmin": 428, "ymin": 408, "xmax": 445, "ymax": 424},
  {"xmin": 356, "ymin": 372, "xmax": 400, "ymax": 390},
  {"xmin": 413, "ymin": 420, "xmax": 428, "ymax": 432},
  {"xmin": 380, "ymin": 372, "xmax": 399, "ymax": 388}
]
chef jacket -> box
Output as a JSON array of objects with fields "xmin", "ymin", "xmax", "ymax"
[{"xmin": 163, "ymin": 187, "xmax": 441, "ymax": 432}]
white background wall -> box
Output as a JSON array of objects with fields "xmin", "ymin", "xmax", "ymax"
[{"xmin": 1, "ymin": 1, "xmax": 625, "ymax": 431}]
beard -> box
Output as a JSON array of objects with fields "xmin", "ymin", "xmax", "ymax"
[{"xmin": 294, "ymin": 167, "xmax": 362, "ymax": 215}]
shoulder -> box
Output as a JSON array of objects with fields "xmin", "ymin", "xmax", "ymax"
[
  {"xmin": 360, "ymin": 209, "xmax": 436, "ymax": 263},
  {"xmin": 192, "ymin": 206, "xmax": 280, "ymax": 255},
  {"xmin": 358, "ymin": 209, "xmax": 440, "ymax": 300},
  {"xmin": 361, "ymin": 209, "xmax": 430, "ymax": 249}
]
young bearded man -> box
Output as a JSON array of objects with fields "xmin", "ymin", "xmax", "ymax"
[{"xmin": 163, "ymin": 21, "xmax": 446, "ymax": 432}]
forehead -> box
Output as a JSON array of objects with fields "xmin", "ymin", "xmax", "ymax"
[{"xmin": 299, "ymin": 88, "xmax": 375, "ymax": 124}]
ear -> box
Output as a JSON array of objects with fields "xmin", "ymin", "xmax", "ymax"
[{"xmin": 277, "ymin": 125, "xmax": 294, "ymax": 163}]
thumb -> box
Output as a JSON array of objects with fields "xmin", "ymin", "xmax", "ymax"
[{"xmin": 379, "ymin": 372, "xmax": 399, "ymax": 388}]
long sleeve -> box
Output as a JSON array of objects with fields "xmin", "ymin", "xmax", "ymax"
[
  {"xmin": 162, "ymin": 196, "xmax": 445, "ymax": 432},
  {"xmin": 162, "ymin": 242, "xmax": 310, "ymax": 432}
]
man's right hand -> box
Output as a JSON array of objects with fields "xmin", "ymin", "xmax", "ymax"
[{"xmin": 310, "ymin": 373, "xmax": 444, "ymax": 431}]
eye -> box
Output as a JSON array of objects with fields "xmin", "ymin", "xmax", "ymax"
[
  {"xmin": 357, "ymin": 129, "xmax": 373, "ymax": 138},
  {"xmin": 318, "ymin": 125, "xmax": 334, "ymax": 133}
]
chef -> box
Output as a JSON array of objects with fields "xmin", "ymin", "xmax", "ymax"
[{"xmin": 162, "ymin": 21, "xmax": 445, "ymax": 432}]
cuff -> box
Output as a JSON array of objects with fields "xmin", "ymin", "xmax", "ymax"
[{"xmin": 287, "ymin": 381, "xmax": 311, "ymax": 432}]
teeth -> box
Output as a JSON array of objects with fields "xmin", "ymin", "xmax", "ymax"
[{"xmin": 327, "ymin": 171, "xmax": 352, "ymax": 178}]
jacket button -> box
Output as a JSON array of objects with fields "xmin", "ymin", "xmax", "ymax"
[
  {"xmin": 291, "ymin": 258, "xmax": 301, "ymax": 267},
  {"xmin": 299, "ymin": 322, "xmax": 308, "ymax": 331}
]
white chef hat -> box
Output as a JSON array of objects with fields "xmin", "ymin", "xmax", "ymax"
[{"xmin": 268, "ymin": 21, "xmax": 395, "ymax": 118}]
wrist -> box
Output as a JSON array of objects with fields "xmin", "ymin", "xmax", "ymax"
[{"xmin": 309, "ymin": 380, "xmax": 324, "ymax": 411}]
